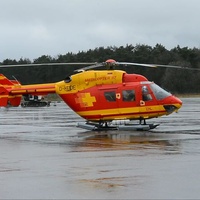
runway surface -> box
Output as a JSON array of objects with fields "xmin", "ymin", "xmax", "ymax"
[{"xmin": 0, "ymin": 98, "xmax": 200, "ymax": 199}]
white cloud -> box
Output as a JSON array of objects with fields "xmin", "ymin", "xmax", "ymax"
[{"xmin": 1, "ymin": 0, "xmax": 200, "ymax": 61}]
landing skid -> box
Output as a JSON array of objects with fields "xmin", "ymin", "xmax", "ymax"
[{"xmin": 77, "ymin": 121, "xmax": 159, "ymax": 131}]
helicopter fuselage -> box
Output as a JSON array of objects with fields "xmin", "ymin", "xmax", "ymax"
[
  {"xmin": 0, "ymin": 69, "xmax": 182, "ymax": 124},
  {"xmin": 55, "ymin": 70, "xmax": 182, "ymax": 122}
]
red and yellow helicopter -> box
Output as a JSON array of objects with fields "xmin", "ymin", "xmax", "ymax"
[{"xmin": 0, "ymin": 59, "xmax": 183, "ymax": 131}]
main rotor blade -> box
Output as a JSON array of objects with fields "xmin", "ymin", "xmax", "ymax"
[
  {"xmin": 1, "ymin": 60, "xmax": 199, "ymax": 71},
  {"xmin": 74, "ymin": 63, "xmax": 104, "ymax": 72},
  {"xmin": 118, "ymin": 62, "xmax": 200, "ymax": 71},
  {"xmin": 118, "ymin": 62, "xmax": 157, "ymax": 68},
  {"xmin": 0, "ymin": 62, "xmax": 96, "ymax": 68}
]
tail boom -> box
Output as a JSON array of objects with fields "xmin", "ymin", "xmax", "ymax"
[
  {"xmin": 0, "ymin": 74, "xmax": 56, "ymax": 107},
  {"xmin": 9, "ymin": 83, "xmax": 56, "ymax": 96}
]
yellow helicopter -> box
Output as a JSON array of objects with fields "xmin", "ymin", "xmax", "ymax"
[{"xmin": 0, "ymin": 59, "xmax": 193, "ymax": 131}]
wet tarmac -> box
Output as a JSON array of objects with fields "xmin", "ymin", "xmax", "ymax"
[{"xmin": 0, "ymin": 98, "xmax": 200, "ymax": 199}]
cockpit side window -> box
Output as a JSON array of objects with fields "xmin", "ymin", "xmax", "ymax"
[
  {"xmin": 142, "ymin": 86, "xmax": 152, "ymax": 101},
  {"xmin": 122, "ymin": 90, "xmax": 135, "ymax": 101},
  {"xmin": 150, "ymin": 83, "xmax": 171, "ymax": 100},
  {"xmin": 104, "ymin": 91, "xmax": 116, "ymax": 102}
]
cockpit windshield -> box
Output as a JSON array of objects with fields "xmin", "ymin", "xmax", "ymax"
[{"xmin": 150, "ymin": 83, "xmax": 171, "ymax": 100}]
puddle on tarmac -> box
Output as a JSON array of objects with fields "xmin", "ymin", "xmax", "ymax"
[{"xmin": 0, "ymin": 98, "xmax": 200, "ymax": 199}]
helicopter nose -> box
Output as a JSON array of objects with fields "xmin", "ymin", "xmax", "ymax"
[
  {"xmin": 176, "ymin": 98, "xmax": 183, "ymax": 109},
  {"xmin": 163, "ymin": 95, "xmax": 182, "ymax": 113}
]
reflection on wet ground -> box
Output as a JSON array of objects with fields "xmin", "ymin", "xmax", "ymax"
[{"xmin": 0, "ymin": 98, "xmax": 200, "ymax": 199}]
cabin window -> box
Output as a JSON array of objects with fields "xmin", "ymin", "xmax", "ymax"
[
  {"xmin": 104, "ymin": 91, "xmax": 116, "ymax": 102},
  {"xmin": 142, "ymin": 86, "xmax": 152, "ymax": 101},
  {"xmin": 122, "ymin": 90, "xmax": 135, "ymax": 102}
]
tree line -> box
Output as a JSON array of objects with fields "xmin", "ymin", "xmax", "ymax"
[{"xmin": 1, "ymin": 44, "xmax": 200, "ymax": 94}]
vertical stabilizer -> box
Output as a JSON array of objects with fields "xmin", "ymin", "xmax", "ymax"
[{"xmin": 0, "ymin": 74, "xmax": 22, "ymax": 106}]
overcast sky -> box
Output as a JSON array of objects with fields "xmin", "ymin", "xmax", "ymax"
[{"xmin": 1, "ymin": 0, "xmax": 200, "ymax": 61}]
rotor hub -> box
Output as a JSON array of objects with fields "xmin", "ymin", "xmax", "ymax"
[
  {"xmin": 105, "ymin": 59, "xmax": 117, "ymax": 69},
  {"xmin": 105, "ymin": 59, "xmax": 116, "ymax": 64}
]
